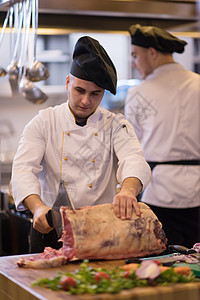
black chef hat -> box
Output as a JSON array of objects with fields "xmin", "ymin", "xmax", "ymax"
[
  {"xmin": 70, "ymin": 36, "xmax": 117, "ymax": 95},
  {"xmin": 129, "ymin": 24, "xmax": 187, "ymax": 54}
]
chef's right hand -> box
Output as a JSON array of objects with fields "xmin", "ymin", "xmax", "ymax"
[
  {"xmin": 23, "ymin": 194, "xmax": 53, "ymax": 234},
  {"xmin": 33, "ymin": 205, "xmax": 53, "ymax": 234}
]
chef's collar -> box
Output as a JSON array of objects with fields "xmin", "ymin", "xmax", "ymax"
[
  {"xmin": 129, "ymin": 24, "xmax": 187, "ymax": 53},
  {"xmin": 67, "ymin": 101, "xmax": 100, "ymax": 127},
  {"xmin": 70, "ymin": 36, "xmax": 117, "ymax": 95},
  {"xmin": 76, "ymin": 119, "xmax": 87, "ymax": 127}
]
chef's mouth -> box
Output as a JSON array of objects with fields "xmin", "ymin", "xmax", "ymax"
[{"xmin": 79, "ymin": 106, "xmax": 91, "ymax": 111}]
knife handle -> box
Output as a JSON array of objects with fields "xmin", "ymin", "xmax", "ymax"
[
  {"xmin": 168, "ymin": 245, "xmax": 197, "ymax": 254},
  {"xmin": 46, "ymin": 210, "xmax": 54, "ymax": 228},
  {"xmin": 125, "ymin": 258, "xmax": 142, "ymax": 264}
]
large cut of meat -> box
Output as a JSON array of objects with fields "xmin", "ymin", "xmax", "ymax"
[
  {"xmin": 62, "ymin": 203, "xmax": 167, "ymax": 259},
  {"xmin": 17, "ymin": 203, "xmax": 167, "ymax": 268}
]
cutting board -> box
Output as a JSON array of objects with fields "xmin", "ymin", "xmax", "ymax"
[{"xmin": 0, "ymin": 254, "xmax": 200, "ymax": 300}]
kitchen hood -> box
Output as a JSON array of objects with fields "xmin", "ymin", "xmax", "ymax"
[{"xmin": 0, "ymin": 0, "xmax": 199, "ymax": 35}]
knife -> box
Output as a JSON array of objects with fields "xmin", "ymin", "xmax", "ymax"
[
  {"xmin": 168, "ymin": 245, "xmax": 200, "ymax": 261},
  {"xmin": 46, "ymin": 179, "xmax": 76, "ymax": 238},
  {"xmin": 125, "ymin": 254, "xmax": 185, "ymax": 266}
]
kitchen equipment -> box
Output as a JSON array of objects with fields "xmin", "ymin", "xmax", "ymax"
[
  {"xmin": 19, "ymin": 76, "xmax": 48, "ymax": 103},
  {"xmin": 0, "ymin": 187, "xmax": 32, "ymax": 256},
  {"xmin": 0, "ymin": 7, "xmax": 9, "ymax": 76},
  {"xmin": 7, "ymin": 1, "xmax": 23, "ymax": 95},
  {"xmin": 168, "ymin": 244, "xmax": 200, "ymax": 277},
  {"xmin": 18, "ymin": 0, "xmax": 48, "ymax": 104},
  {"xmin": 126, "ymin": 254, "xmax": 186, "ymax": 267},
  {"xmin": 1, "ymin": 0, "xmax": 49, "ymax": 102},
  {"xmin": 168, "ymin": 245, "xmax": 200, "ymax": 261},
  {"xmin": 27, "ymin": 0, "xmax": 49, "ymax": 82},
  {"xmin": 0, "ymin": 190, "xmax": 8, "ymax": 213},
  {"xmin": 17, "ymin": 0, "xmax": 30, "ymax": 79},
  {"xmin": 8, "ymin": 3, "xmax": 13, "ymax": 59},
  {"xmin": 169, "ymin": 245, "xmax": 200, "ymax": 255},
  {"xmin": 46, "ymin": 179, "xmax": 76, "ymax": 238}
]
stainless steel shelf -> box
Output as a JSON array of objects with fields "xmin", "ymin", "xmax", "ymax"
[{"xmin": 0, "ymin": 0, "xmax": 199, "ymax": 34}]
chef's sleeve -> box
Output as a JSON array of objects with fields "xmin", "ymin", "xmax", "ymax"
[
  {"xmin": 10, "ymin": 115, "xmax": 45, "ymax": 211},
  {"xmin": 113, "ymin": 115, "xmax": 151, "ymax": 191}
]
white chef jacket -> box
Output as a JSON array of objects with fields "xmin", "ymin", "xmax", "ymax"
[
  {"xmin": 11, "ymin": 101, "xmax": 151, "ymax": 211},
  {"xmin": 124, "ymin": 63, "xmax": 200, "ymax": 208}
]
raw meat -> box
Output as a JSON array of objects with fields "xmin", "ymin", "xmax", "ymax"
[
  {"xmin": 61, "ymin": 203, "xmax": 167, "ymax": 259},
  {"xmin": 17, "ymin": 248, "xmax": 67, "ymax": 268},
  {"xmin": 17, "ymin": 203, "xmax": 167, "ymax": 268}
]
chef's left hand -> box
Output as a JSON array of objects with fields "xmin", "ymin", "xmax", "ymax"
[{"xmin": 113, "ymin": 177, "xmax": 142, "ymax": 220}]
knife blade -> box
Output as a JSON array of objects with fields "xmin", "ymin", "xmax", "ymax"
[
  {"xmin": 125, "ymin": 254, "xmax": 185, "ymax": 266},
  {"xmin": 46, "ymin": 179, "xmax": 76, "ymax": 238},
  {"xmin": 168, "ymin": 245, "xmax": 200, "ymax": 261}
]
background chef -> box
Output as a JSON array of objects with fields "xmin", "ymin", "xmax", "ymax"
[
  {"xmin": 125, "ymin": 24, "xmax": 200, "ymax": 248},
  {"xmin": 11, "ymin": 36, "xmax": 151, "ymax": 253}
]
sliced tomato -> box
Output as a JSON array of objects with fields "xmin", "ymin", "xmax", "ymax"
[
  {"xmin": 152, "ymin": 260, "xmax": 161, "ymax": 265},
  {"xmin": 60, "ymin": 276, "xmax": 76, "ymax": 291},
  {"xmin": 123, "ymin": 270, "xmax": 131, "ymax": 278},
  {"xmin": 94, "ymin": 271, "xmax": 110, "ymax": 281}
]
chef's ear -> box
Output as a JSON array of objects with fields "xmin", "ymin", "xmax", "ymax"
[
  {"xmin": 148, "ymin": 47, "xmax": 157, "ymax": 58},
  {"xmin": 66, "ymin": 75, "xmax": 70, "ymax": 90}
]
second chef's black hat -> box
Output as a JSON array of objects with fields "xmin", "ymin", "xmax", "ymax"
[
  {"xmin": 70, "ymin": 36, "xmax": 117, "ymax": 95},
  {"xmin": 129, "ymin": 24, "xmax": 187, "ymax": 53}
]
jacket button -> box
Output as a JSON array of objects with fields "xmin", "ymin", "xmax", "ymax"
[
  {"xmin": 64, "ymin": 157, "xmax": 68, "ymax": 160},
  {"xmin": 89, "ymin": 184, "xmax": 92, "ymax": 188},
  {"xmin": 94, "ymin": 132, "xmax": 98, "ymax": 136},
  {"xmin": 66, "ymin": 132, "xmax": 70, "ymax": 136},
  {"xmin": 91, "ymin": 159, "xmax": 95, "ymax": 163}
]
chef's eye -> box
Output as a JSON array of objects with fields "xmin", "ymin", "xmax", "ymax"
[
  {"xmin": 92, "ymin": 91, "xmax": 100, "ymax": 96},
  {"xmin": 75, "ymin": 87, "xmax": 85, "ymax": 94},
  {"xmin": 131, "ymin": 52, "xmax": 137, "ymax": 59}
]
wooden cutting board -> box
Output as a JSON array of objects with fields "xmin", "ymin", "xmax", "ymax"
[{"xmin": 0, "ymin": 254, "xmax": 200, "ymax": 300}]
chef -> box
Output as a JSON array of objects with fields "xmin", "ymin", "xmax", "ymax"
[
  {"xmin": 124, "ymin": 24, "xmax": 200, "ymax": 248},
  {"xmin": 11, "ymin": 36, "xmax": 151, "ymax": 253}
]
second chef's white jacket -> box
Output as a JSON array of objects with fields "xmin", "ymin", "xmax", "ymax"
[
  {"xmin": 11, "ymin": 101, "xmax": 151, "ymax": 211},
  {"xmin": 125, "ymin": 63, "xmax": 200, "ymax": 209}
]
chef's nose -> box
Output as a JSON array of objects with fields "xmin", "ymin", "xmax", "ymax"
[
  {"xmin": 132, "ymin": 60, "xmax": 136, "ymax": 68},
  {"xmin": 81, "ymin": 94, "xmax": 91, "ymax": 106}
]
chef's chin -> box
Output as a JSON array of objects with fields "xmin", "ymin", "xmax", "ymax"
[{"xmin": 77, "ymin": 108, "xmax": 94, "ymax": 119}]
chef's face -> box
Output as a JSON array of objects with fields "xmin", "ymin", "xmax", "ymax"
[
  {"xmin": 131, "ymin": 45, "xmax": 154, "ymax": 79},
  {"xmin": 66, "ymin": 74, "xmax": 105, "ymax": 121}
]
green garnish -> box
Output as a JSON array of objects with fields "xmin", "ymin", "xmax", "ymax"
[
  {"xmin": 157, "ymin": 268, "xmax": 196, "ymax": 285},
  {"xmin": 32, "ymin": 260, "xmax": 198, "ymax": 295}
]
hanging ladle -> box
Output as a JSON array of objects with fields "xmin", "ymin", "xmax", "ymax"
[
  {"xmin": 7, "ymin": 1, "xmax": 23, "ymax": 95},
  {"xmin": 19, "ymin": 0, "xmax": 48, "ymax": 104},
  {"xmin": 19, "ymin": 76, "xmax": 48, "ymax": 103},
  {"xmin": 0, "ymin": 8, "xmax": 10, "ymax": 76},
  {"xmin": 27, "ymin": 0, "xmax": 49, "ymax": 82}
]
